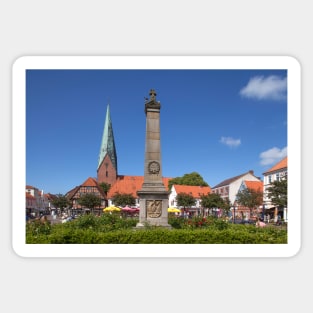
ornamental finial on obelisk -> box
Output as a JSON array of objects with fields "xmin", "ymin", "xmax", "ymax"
[
  {"xmin": 149, "ymin": 89, "xmax": 157, "ymax": 100},
  {"xmin": 145, "ymin": 88, "xmax": 160, "ymax": 113}
]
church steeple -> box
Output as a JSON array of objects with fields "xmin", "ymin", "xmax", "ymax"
[{"xmin": 97, "ymin": 104, "xmax": 118, "ymax": 184}]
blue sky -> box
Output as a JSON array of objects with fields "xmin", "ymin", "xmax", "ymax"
[{"xmin": 26, "ymin": 69, "xmax": 287, "ymax": 194}]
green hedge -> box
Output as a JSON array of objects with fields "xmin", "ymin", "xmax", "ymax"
[{"xmin": 26, "ymin": 215, "xmax": 287, "ymax": 244}]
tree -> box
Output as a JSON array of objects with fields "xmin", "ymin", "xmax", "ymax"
[
  {"xmin": 51, "ymin": 194, "xmax": 71, "ymax": 213},
  {"xmin": 176, "ymin": 192, "xmax": 196, "ymax": 212},
  {"xmin": 267, "ymin": 177, "xmax": 287, "ymax": 209},
  {"xmin": 222, "ymin": 198, "xmax": 232, "ymax": 217},
  {"xmin": 99, "ymin": 182, "xmax": 111, "ymax": 195},
  {"xmin": 111, "ymin": 192, "xmax": 136, "ymax": 207},
  {"xmin": 236, "ymin": 188, "xmax": 263, "ymax": 218},
  {"xmin": 77, "ymin": 193, "xmax": 101, "ymax": 212},
  {"xmin": 168, "ymin": 172, "xmax": 208, "ymax": 191},
  {"xmin": 201, "ymin": 193, "xmax": 224, "ymax": 208},
  {"xmin": 200, "ymin": 193, "xmax": 225, "ymax": 216}
]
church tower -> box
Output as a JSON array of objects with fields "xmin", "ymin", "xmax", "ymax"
[{"xmin": 97, "ymin": 104, "xmax": 118, "ymax": 186}]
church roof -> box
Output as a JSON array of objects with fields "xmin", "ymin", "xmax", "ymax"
[{"xmin": 98, "ymin": 104, "xmax": 118, "ymax": 171}]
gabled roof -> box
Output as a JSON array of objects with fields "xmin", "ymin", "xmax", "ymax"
[
  {"xmin": 107, "ymin": 175, "xmax": 171, "ymax": 198},
  {"xmin": 244, "ymin": 180, "xmax": 263, "ymax": 192},
  {"xmin": 173, "ymin": 185, "xmax": 211, "ymax": 198},
  {"xmin": 81, "ymin": 177, "xmax": 99, "ymax": 187},
  {"xmin": 263, "ymin": 157, "xmax": 287, "ymax": 174},
  {"xmin": 212, "ymin": 170, "xmax": 256, "ymax": 189},
  {"xmin": 66, "ymin": 186, "xmax": 80, "ymax": 199},
  {"xmin": 45, "ymin": 193, "xmax": 57, "ymax": 200},
  {"xmin": 66, "ymin": 177, "xmax": 106, "ymax": 199}
]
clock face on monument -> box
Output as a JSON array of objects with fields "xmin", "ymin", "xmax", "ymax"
[{"xmin": 148, "ymin": 161, "xmax": 160, "ymax": 174}]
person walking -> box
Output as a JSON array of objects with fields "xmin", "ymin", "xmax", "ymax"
[
  {"xmin": 267, "ymin": 214, "xmax": 270, "ymax": 224},
  {"xmin": 256, "ymin": 218, "xmax": 266, "ymax": 228}
]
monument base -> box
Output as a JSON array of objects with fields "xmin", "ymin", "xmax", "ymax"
[{"xmin": 136, "ymin": 189, "xmax": 171, "ymax": 229}]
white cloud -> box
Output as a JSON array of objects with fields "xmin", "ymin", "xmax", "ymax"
[
  {"xmin": 220, "ymin": 136, "xmax": 241, "ymax": 148},
  {"xmin": 259, "ymin": 146, "xmax": 287, "ymax": 165},
  {"xmin": 240, "ymin": 75, "xmax": 287, "ymax": 100}
]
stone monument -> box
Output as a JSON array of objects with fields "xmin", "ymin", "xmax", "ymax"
[{"xmin": 136, "ymin": 89, "xmax": 171, "ymax": 228}]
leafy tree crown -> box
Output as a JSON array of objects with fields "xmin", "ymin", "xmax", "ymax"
[
  {"xmin": 168, "ymin": 172, "xmax": 208, "ymax": 191},
  {"xmin": 77, "ymin": 193, "xmax": 101, "ymax": 209},
  {"xmin": 111, "ymin": 192, "xmax": 136, "ymax": 207}
]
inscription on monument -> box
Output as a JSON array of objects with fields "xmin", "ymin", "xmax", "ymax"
[{"xmin": 146, "ymin": 200, "xmax": 162, "ymax": 218}]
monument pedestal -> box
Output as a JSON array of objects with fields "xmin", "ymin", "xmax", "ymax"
[{"xmin": 136, "ymin": 189, "xmax": 171, "ymax": 228}]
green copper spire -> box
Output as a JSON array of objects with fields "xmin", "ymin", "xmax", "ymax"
[{"xmin": 97, "ymin": 104, "xmax": 118, "ymax": 171}]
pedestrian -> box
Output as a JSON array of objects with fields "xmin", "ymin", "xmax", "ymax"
[
  {"xmin": 256, "ymin": 218, "xmax": 266, "ymax": 228},
  {"xmin": 267, "ymin": 214, "xmax": 270, "ymax": 223}
]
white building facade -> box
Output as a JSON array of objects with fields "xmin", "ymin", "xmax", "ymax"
[
  {"xmin": 263, "ymin": 157, "xmax": 288, "ymax": 221},
  {"xmin": 211, "ymin": 170, "xmax": 262, "ymax": 206},
  {"xmin": 25, "ymin": 185, "xmax": 50, "ymax": 215},
  {"xmin": 169, "ymin": 184, "xmax": 212, "ymax": 209}
]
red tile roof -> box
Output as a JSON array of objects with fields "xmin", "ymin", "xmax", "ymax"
[
  {"xmin": 107, "ymin": 175, "xmax": 172, "ymax": 198},
  {"xmin": 26, "ymin": 185, "xmax": 36, "ymax": 189},
  {"xmin": 26, "ymin": 192, "xmax": 35, "ymax": 199},
  {"xmin": 81, "ymin": 177, "xmax": 99, "ymax": 187},
  {"xmin": 244, "ymin": 180, "xmax": 263, "ymax": 192},
  {"xmin": 66, "ymin": 186, "xmax": 80, "ymax": 199},
  {"xmin": 173, "ymin": 185, "xmax": 211, "ymax": 198},
  {"xmin": 66, "ymin": 177, "xmax": 106, "ymax": 199},
  {"xmin": 263, "ymin": 157, "xmax": 287, "ymax": 174},
  {"xmin": 45, "ymin": 193, "xmax": 57, "ymax": 200}
]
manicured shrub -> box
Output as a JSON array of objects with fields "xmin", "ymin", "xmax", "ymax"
[
  {"xmin": 75, "ymin": 214, "xmax": 97, "ymax": 229},
  {"xmin": 26, "ymin": 221, "xmax": 287, "ymax": 244}
]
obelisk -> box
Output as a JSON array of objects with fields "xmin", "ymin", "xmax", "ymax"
[{"xmin": 136, "ymin": 89, "xmax": 171, "ymax": 228}]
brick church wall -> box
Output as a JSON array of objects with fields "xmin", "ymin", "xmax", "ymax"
[{"xmin": 97, "ymin": 154, "xmax": 117, "ymax": 186}]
